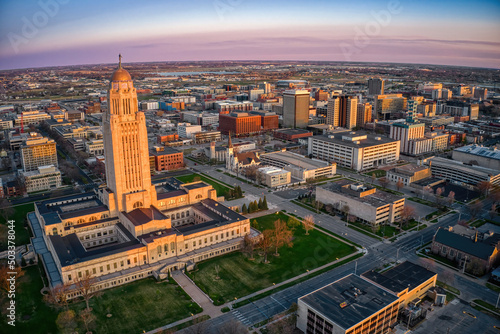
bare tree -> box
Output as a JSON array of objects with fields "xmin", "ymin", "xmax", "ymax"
[
  {"xmin": 44, "ymin": 283, "xmax": 71, "ymax": 310},
  {"xmin": 302, "ymin": 215, "xmax": 315, "ymax": 235},
  {"xmin": 447, "ymin": 191, "xmax": 455, "ymax": 205},
  {"xmin": 273, "ymin": 219, "xmax": 293, "ymax": 256},
  {"xmin": 75, "ymin": 273, "xmax": 99, "ymax": 311},
  {"xmin": 379, "ymin": 177, "xmax": 389, "ymax": 188},
  {"xmin": 0, "ymin": 265, "xmax": 24, "ymax": 292},
  {"xmin": 468, "ymin": 202, "xmax": 483, "ymax": 220},
  {"xmin": 56, "ymin": 310, "xmax": 77, "ymax": 334},
  {"xmin": 80, "ymin": 308, "xmax": 96, "ymax": 334},
  {"xmin": 488, "ymin": 189, "xmax": 500, "ymax": 205},
  {"xmin": 259, "ymin": 229, "xmax": 274, "ymax": 263},
  {"xmin": 399, "ymin": 206, "xmax": 416, "ymax": 229},
  {"xmin": 241, "ymin": 234, "xmax": 256, "ymax": 260},
  {"xmin": 0, "ymin": 198, "xmax": 14, "ymax": 224},
  {"xmin": 325, "ymin": 204, "xmax": 334, "ymax": 215},
  {"xmin": 419, "ymin": 258, "xmax": 436, "ymax": 271},
  {"xmin": 440, "ymin": 271, "xmax": 455, "ymax": 288},
  {"xmin": 477, "ymin": 181, "xmax": 492, "ymax": 197},
  {"xmin": 396, "ymin": 180, "xmax": 404, "ymax": 191},
  {"xmin": 185, "ymin": 315, "xmax": 210, "ymax": 334},
  {"xmin": 489, "ymin": 204, "xmax": 497, "ymax": 221},
  {"xmin": 371, "ymin": 172, "xmax": 376, "ymax": 183},
  {"xmin": 266, "ymin": 314, "xmax": 296, "ymax": 334},
  {"xmin": 341, "ymin": 204, "xmax": 350, "ymax": 218}
]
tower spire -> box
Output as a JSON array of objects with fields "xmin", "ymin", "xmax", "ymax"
[
  {"xmin": 118, "ymin": 54, "xmax": 122, "ymax": 68},
  {"xmin": 228, "ymin": 131, "xmax": 233, "ymax": 148}
]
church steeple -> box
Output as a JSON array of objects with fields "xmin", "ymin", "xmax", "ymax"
[{"xmin": 228, "ymin": 131, "xmax": 233, "ymax": 148}]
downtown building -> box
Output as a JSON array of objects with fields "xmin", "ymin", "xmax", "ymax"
[
  {"xmin": 283, "ymin": 89, "xmax": 310, "ymax": 128},
  {"xmin": 29, "ymin": 59, "xmax": 252, "ymax": 293},
  {"xmin": 21, "ymin": 132, "xmax": 58, "ymax": 172},
  {"xmin": 326, "ymin": 95, "xmax": 358, "ymax": 130},
  {"xmin": 307, "ymin": 132, "xmax": 400, "ymax": 172}
]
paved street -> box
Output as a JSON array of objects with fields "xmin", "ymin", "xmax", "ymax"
[{"xmin": 176, "ymin": 160, "xmax": 500, "ymax": 332}]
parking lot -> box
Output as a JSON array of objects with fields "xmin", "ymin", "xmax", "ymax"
[{"xmin": 411, "ymin": 299, "xmax": 500, "ymax": 334}]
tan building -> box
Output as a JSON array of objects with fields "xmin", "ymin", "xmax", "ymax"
[
  {"xmin": 31, "ymin": 57, "xmax": 252, "ymax": 294},
  {"xmin": 374, "ymin": 94, "xmax": 407, "ymax": 120},
  {"xmin": 21, "ymin": 165, "xmax": 62, "ymax": 193},
  {"xmin": 85, "ymin": 139, "xmax": 104, "ymax": 156},
  {"xmin": 357, "ymin": 103, "xmax": 372, "ymax": 127},
  {"xmin": 326, "ymin": 95, "xmax": 358, "ymax": 129},
  {"xmin": 256, "ymin": 166, "xmax": 291, "ymax": 188},
  {"xmin": 21, "ymin": 132, "xmax": 58, "ymax": 172},
  {"xmin": 316, "ymin": 180, "xmax": 405, "ymax": 225},
  {"xmin": 297, "ymin": 274, "xmax": 399, "ymax": 334},
  {"xmin": 425, "ymin": 132, "xmax": 449, "ymax": 152},
  {"xmin": 387, "ymin": 164, "xmax": 431, "ymax": 186},
  {"xmin": 259, "ymin": 150, "xmax": 336, "ymax": 181}
]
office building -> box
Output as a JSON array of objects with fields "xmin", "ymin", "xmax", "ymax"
[
  {"xmin": 260, "ymin": 150, "xmax": 335, "ymax": 181},
  {"xmin": 316, "ymin": 180, "xmax": 405, "ymax": 225},
  {"xmin": 367, "ymin": 78, "xmax": 385, "ymax": 95},
  {"xmin": 249, "ymin": 88, "xmax": 264, "ymax": 101},
  {"xmin": 192, "ymin": 130, "xmax": 222, "ymax": 144},
  {"xmin": 389, "ymin": 122, "xmax": 425, "ymax": 155},
  {"xmin": 177, "ymin": 123, "xmax": 202, "ymax": 139},
  {"xmin": 273, "ymin": 128, "xmax": 313, "ymax": 142},
  {"xmin": 250, "ymin": 110, "xmax": 279, "ymax": 131},
  {"xmin": 308, "ymin": 132, "xmax": 400, "ymax": 171},
  {"xmin": 283, "ymin": 90, "xmax": 310, "ymax": 128},
  {"xmin": 327, "ymin": 95, "xmax": 358, "ymax": 129},
  {"xmin": 86, "ymin": 139, "xmax": 104, "ymax": 156},
  {"xmin": 357, "ymin": 103, "xmax": 372, "ymax": 127},
  {"xmin": 150, "ymin": 146, "xmax": 184, "ymax": 171},
  {"xmin": 256, "ymin": 166, "xmax": 291, "ymax": 188},
  {"xmin": 21, "ymin": 133, "xmax": 58, "ymax": 172},
  {"xmin": 216, "ymin": 100, "xmax": 253, "ymax": 113},
  {"xmin": 297, "ymin": 274, "xmax": 399, "ymax": 334},
  {"xmin": 21, "ymin": 165, "xmax": 62, "ymax": 193},
  {"xmin": 387, "ymin": 164, "xmax": 431, "ymax": 186},
  {"xmin": 374, "ymin": 94, "xmax": 407, "ymax": 120},
  {"xmin": 219, "ymin": 111, "xmax": 262, "ymax": 136}
]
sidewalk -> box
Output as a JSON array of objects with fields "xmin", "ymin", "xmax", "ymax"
[{"xmin": 171, "ymin": 270, "xmax": 222, "ymax": 318}]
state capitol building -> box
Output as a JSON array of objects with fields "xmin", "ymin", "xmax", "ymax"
[{"xmin": 28, "ymin": 57, "xmax": 252, "ymax": 294}]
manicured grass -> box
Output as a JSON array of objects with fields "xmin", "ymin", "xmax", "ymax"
[
  {"xmin": 347, "ymin": 223, "xmax": 383, "ymax": 241},
  {"xmin": 436, "ymin": 280, "xmax": 461, "ymax": 295},
  {"xmin": 426, "ymin": 253, "xmax": 457, "ymax": 267},
  {"xmin": 473, "ymin": 299, "xmax": 500, "ymax": 313},
  {"xmin": 1, "ymin": 266, "xmax": 202, "ymax": 334},
  {"xmin": 0, "ymin": 203, "xmax": 34, "ymax": 251},
  {"xmin": 401, "ymin": 219, "xmax": 425, "ymax": 231},
  {"xmin": 349, "ymin": 221, "xmax": 399, "ymax": 238},
  {"xmin": 175, "ymin": 173, "xmax": 237, "ymax": 199},
  {"xmin": 79, "ymin": 278, "xmax": 202, "ymax": 334},
  {"xmin": 0, "ymin": 266, "xmax": 58, "ymax": 334},
  {"xmin": 291, "ymin": 200, "xmax": 317, "ymax": 213},
  {"xmin": 364, "ymin": 169, "xmax": 386, "ymax": 178},
  {"xmin": 486, "ymin": 282, "xmax": 500, "ymax": 293},
  {"xmin": 189, "ymin": 212, "xmax": 356, "ymax": 304}
]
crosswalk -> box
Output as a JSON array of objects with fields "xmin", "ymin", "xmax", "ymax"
[{"xmin": 232, "ymin": 310, "xmax": 252, "ymax": 327}]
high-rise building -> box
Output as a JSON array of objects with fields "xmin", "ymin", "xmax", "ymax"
[
  {"xmin": 219, "ymin": 111, "xmax": 262, "ymax": 136},
  {"xmin": 368, "ymin": 78, "xmax": 385, "ymax": 95},
  {"xmin": 373, "ymin": 94, "xmax": 407, "ymax": 120},
  {"xmin": 102, "ymin": 56, "xmax": 158, "ymax": 214},
  {"xmin": 390, "ymin": 122, "xmax": 427, "ymax": 155},
  {"xmin": 357, "ymin": 103, "xmax": 372, "ymax": 127},
  {"xmin": 21, "ymin": 132, "xmax": 57, "ymax": 172},
  {"xmin": 326, "ymin": 95, "xmax": 358, "ymax": 129},
  {"xmin": 283, "ymin": 90, "xmax": 310, "ymax": 128},
  {"xmin": 314, "ymin": 89, "xmax": 329, "ymax": 101}
]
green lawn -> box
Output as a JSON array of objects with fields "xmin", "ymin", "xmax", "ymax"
[
  {"xmin": 0, "ymin": 266, "xmax": 58, "ymax": 334},
  {"xmin": 0, "ymin": 203, "xmax": 34, "ymax": 251},
  {"xmin": 364, "ymin": 169, "xmax": 386, "ymax": 178},
  {"xmin": 175, "ymin": 173, "xmax": 237, "ymax": 199},
  {"xmin": 189, "ymin": 212, "xmax": 356, "ymax": 304},
  {"xmin": 0, "ymin": 266, "xmax": 203, "ymax": 334},
  {"xmin": 349, "ymin": 221, "xmax": 399, "ymax": 238}
]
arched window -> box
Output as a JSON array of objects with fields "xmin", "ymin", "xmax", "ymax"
[
  {"xmin": 77, "ymin": 218, "xmax": 85, "ymax": 224},
  {"xmin": 186, "ymin": 211, "xmax": 190, "ymax": 216},
  {"xmin": 89, "ymin": 216, "xmax": 96, "ymax": 222},
  {"xmin": 133, "ymin": 201, "xmax": 143, "ymax": 209},
  {"xmin": 164, "ymin": 244, "xmax": 168, "ymax": 252},
  {"xmin": 101, "ymin": 214, "xmax": 108, "ymax": 219},
  {"xmin": 52, "ymin": 227, "xmax": 58, "ymax": 235},
  {"xmin": 170, "ymin": 242, "xmax": 175, "ymax": 252},
  {"xmin": 195, "ymin": 194, "xmax": 203, "ymax": 199},
  {"xmin": 157, "ymin": 245, "xmax": 162, "ymax": 254},
  {"xmin": 176, "ymin": 213, "xmax": 180, "ymax": 219},
  {"xmin": 181, "ymin": 212, "xmax": 185, "ymax": 218}
]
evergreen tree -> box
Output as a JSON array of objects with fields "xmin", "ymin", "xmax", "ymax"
[
  {"xmin": 263, "ymin": 196, "xmax": 268, "ymax": 210},
  {"xmin": 242, "ymin": 203, "xmax": 248, "ymax": 214},
  {"xmin": 254, "ymin": 200, "xmax": 259, "ymax": 211},
  {"xmin": 258, "ymin": 198, "xmax": 263, "ymax": 210},
  {"xmin": 248, "ymin": 202, "xmax": 254, "ymax": 213}
]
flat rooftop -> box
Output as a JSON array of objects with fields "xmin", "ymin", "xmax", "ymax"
[
  {"xmin": 361, "ymin": 261, "xmax": 436, "ymax": 294},
  {"xmin": 429, "ymin": 157, "xmax": 500, "ymax": 177},
  {"xmin": 320, "ymin": 179, "xmax": 403, "ymax": 207},
  {"xmin": 261, "ymin": 151, "xmax": 330, "ymax": 170},
  {"xmin": 311, "ymin": 132, "xmax": 397, "ymax": 149},
  {"xmin": 300, "ymin": 274, "xmax": 398, "ymax": 330},
  {"xmin": 274, "ymin": 128, "xmax": 312, "ymax": 135},
  {"xmin": 454, "ymin": 145, "xmax": 500, "ymax": 161}
]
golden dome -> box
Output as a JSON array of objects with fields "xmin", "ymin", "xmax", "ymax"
[
  {"xmin": 111, "ymin": 68, "xmax": 132, "ymax": 82},
  {"xmin": 110, "ymin": 54, "xmax": 131, "ymax": 81}
]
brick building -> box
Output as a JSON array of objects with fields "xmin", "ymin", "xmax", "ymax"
[
  {"xmin": 219, "ymin": 112, "xmax": 262, "ymax": 136},
  {"xmin": 150, "ymin": 147, "xmax": 184, "ymax": 171}
]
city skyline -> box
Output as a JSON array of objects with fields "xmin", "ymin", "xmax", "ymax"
[{"xmin": 1, "ymin": 0, "xmax": 500, "ymax": 70}]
